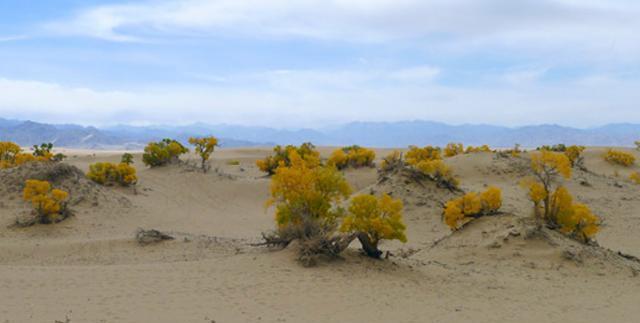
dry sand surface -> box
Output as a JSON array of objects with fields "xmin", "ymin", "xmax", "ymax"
[{"xmin": 1, "ymin": 147, "xmax": 639, "ymax": 322}]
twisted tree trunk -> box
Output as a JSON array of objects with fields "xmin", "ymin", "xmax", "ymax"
[{"xmin": 357, "ymin": 232, "xmax": 382, "ymax": 259}]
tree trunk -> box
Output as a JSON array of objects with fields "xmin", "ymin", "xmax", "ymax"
[{"xmin": 357, "ymin": 232, "xmax": 382, "ymax": 259}]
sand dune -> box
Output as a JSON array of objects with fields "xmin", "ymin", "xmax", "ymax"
[{"xmin": 1, "ymin": 147, "xmax": 639, "ymax": 322}]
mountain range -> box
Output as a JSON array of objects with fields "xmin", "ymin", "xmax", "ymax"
[{"xmin": 1, "ymin": 117, "xmax": 638, "ymax": 149}]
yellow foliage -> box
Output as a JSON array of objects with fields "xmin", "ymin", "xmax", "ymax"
[
  {"xmin": 189, "ymin": 136, "xmax": 219, "ymax": 170},
  {"xmin": 443, "ymin": 186, "xmax": 503, "ymax": 230},
  {"xmin": 23, "ymin": 179, "xmax": 69, "ymax": 223},
  {"xmin": 0, "ymin": 142, "xmax": 53, "ymax": 169},
  {"xmin": 415, "ymin": 159, "xmax": 459, "ymax": 188},
  {"xmin": 87, "ymin": 162, "xmax": 137, "ymax": 186},
  {"xmin": 444, "ymin": 143, "xmax": 464, "ymax": 157},
  {"xmin": 465, "ymin": 145, "xmax": 492, "ymax": 153},
  {"xmin": 520, "ymin": 179, "xmax": 547, "ymax": 204},
  {"xmin": 257, "ymin": 142, "xmax": 320, "ymax": 175},
  {"xmin": 341, "ymin": 193, "xmax": 407, "ymax": 246},
  {"xmin": 531, "ymin": 150, "xmax": 572, "ymax": 180},
  {"xmin": 551, "ymin": 187, "xmax": 599, "ymax": 242},
  {"xmin": 379, "ymin": 150, "xmax": 403, "ymax": 171},
  {"xmin": 405, "ymin": 145, "xmax": 441, "ymax": 166},
  {"xmin": 630, "ymin": 172, "xmax": 640, "ymax": 185},
  {"xmin": 564, "ymin": 145, "xmax": 585, "ymax": 167},
  {"xmin": 328, "ymin": 145, "xmax": 375, "ymax": 170},
  {"xmin": 267, "ymin": 150, "xmax": 351, "ymax": 228},
  {"xmin": 604, "ymin": 149, "xmax": 635, "ymax": 167},
  {"xmin": 142, "ymin": 139, "xmax": 188, "ymax": 167}
]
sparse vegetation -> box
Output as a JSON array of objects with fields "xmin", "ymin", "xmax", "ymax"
[
  {"xmin": 189, "ymin": 136, "xmax": 219, "ymax": 172},
  {"xmin": 604, "ymin": 149, "xmax": 635, "ymax": 167},
  {"xmin": 443, "ymin": 186, "xmax": 502, "ymax": 230},
  {"xmin": 635, "ymin": 141, "xmax": 640, "ymax": 151},
  {"xmin": 327, "ymin": 145, "xmax": 375, "ymax": 170},
  {"xmin": 121, "ymin": 153, "xmax": 134, "ymax": 165},
  {"xmin": 22, "ymin": 179, "xmax": 70, "ymax": 224},
  {"xmin": 630, "ymin": 172, "xmax": 640, "ymax": 185},
  {"xmin": 522, "ymin": 150, "xmax": 599, "ymax": 242},
  {"xmin": 256, "ymin": 142, "xmax": 320, "ymax": 175},
  {"xmin": 405, "ymin": 145, "xmax": 441, "ymax": 165},
  {"xmin": 87, "ymin": 162, "xmax": 138, "ymax": 186},
  {"xmin": 142, "ymin": 139, "xmax": 189, "ymax": 167},
  {"xmin": 414, "ymin": 159, "xmax": 459, "ymax": 190},
  {"xmin": 0, "ymin": 141, "xmax": 59, "ymax": 169},
  {"xmin": 443, "ymin": 143, "xmax": 464, "ymax": 157},
  {"xmin": 227, "ymin": 160, "xmax": 240, "ymax": 166},
  {"xmin": 379, "ymin": 150, "xmax": 403, "ymax": 172},
  {"xmin": 341, "ymin": 193, "xmax": 407, "ymax": 258},
  {"xmin": 465, "ymin": 145, "xmax": 492, "ymax": 153}
]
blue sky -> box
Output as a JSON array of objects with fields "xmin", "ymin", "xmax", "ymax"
[{"xmin": 0, "ymin": 0, "xmax": 639, "ymax": 128}]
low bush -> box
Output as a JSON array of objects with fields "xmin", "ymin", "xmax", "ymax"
[
  {"xmin": 189, "ymin": 136, "xmax": 219, "ymax": 172},
  {"xmin": 603, "ymin": 149, "xmax": 635, "ymax": 167},
  {"xmin": 142, "ymin": 139, "xmax": 188, "ymax": 167},
  {"xmin": 121, "ymin": 153, "xmax": 134, "ymax": 165},
  {"xmin": 444, "ymin": 143, "xmax": 464, "ymax": 157},
  {"xmin": 521, "ymin": 150, "xmax": 599, "ymax": 242},
  {"xmin": 227, "ymin": 160, "xmax": 240, "ymax": 166},
  {"xmin": 87, "ymin": 162, "xmax": 138, "ymax": 186},
  {"xmin": 630, "ymin": 172, "xmax": 640, "ymax": 185},
  {"xmin": 328, "ymin": 145, "xmax": 376, "ymax": 170},
  {"xmin": 405, "ymin": 145, "xmax": 441, "ymax": 165},
  {"xmin": 443, "ymin": 186, "xmax": 502, "ymax": 230},
  {"xmin": 341, "ymin": 193, "xmax": 407, "ymax": 258},
  {"xmin": 414, "ymin": 159, "xmax": 459, "ymax": 190},
  {"xmin": 379, "ymin": 150, "xmax": 403, "ymax": 172},
  {"xmin": 0, "ymin": 141, "xmax": 58, "ymax": 169},
  {"xmin": 465, "ymin": 145, "xmax": 492, "ymax": 153},
  {"xmin": 23, "ymin": 179, "xmax": 70, "ymax": 224},
  {"xmin": 256, "ymin": 142, "xmax": 320, "ymax": 175}
]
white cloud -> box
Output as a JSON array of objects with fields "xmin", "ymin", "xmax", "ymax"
[
  {"xmin": 0, "ymin": 35, "xmax": 28, "ymax": 42},
  {"xmin": 1, "ymin": 68, "xmax": 638, "ymax": 127},
  {"xmin": 42, "ymin": 0, "xmax": 640, "ymax": 60}
]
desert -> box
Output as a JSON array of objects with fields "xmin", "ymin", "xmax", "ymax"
[{"xmin": 1, "ymin": 143, "xmax": 639, "ymax": 323}]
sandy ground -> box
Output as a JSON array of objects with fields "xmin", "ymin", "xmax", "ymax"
[{"xmin": 1, "ymin": 147, "xmax": 639, "ymax": 323}]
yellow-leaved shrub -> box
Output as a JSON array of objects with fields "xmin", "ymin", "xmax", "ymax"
[
  {"xmin": 189, "ymin": 136, "xmax": 219, "ymax": 172},
  {"xmin": 328, "ymin": 145, "xmax": 375, "ymax": 170},
  {"xmin": 0, "ymin": 141, "xmax": 56, "ymax": 169},
  {"xmin": 257, "ymin": 142, "xmax": 320, "ymax": 175},
  {"xmin": 522, "ymin": 151, "xmax": 599, "ymax": 242},
  {"xmin": 415, "ymin": 159, "xmax": 459, "ymax": 189},
  {"xmin": 405, "ymin": 145, "xmax": 441, "ymax": 166},
  {"xmin": 87, "ymin": 162, "xmax": 137, "ymax": 186},
  {"xmin": 379, "ymin": 150, "xmax": 403, "ymax": 172},
  {"xmin": 630, "ymin": 171, "xmax": 640, "ymax": 185},
  {"xmin": 465, "ymin": 145, "xmax": 492, "ymax": 153},
  {"xmin": 443, "ymin": 186, "xmax": 502, "ymax": 230},
  {"xmin": 23, "ymin": 179, "xmax": 69, "ymax": 224},
  {"xmin": 444, "ymin": 143, "xmax": 464, "ymax": 157},
  {"xmin": 604, "ymin": 149, "xmax": 635, "ymax": 167},
  {"xmin": 341, "ymin": 193, "xmax": 407, "ymax": 257},
  {"xmin": 564, "ymin": 145, "xmax": 585, "ymax": 167},
  {"xmin": 142, "ymin": 139, "xmax": 188, "ymax": 167}
]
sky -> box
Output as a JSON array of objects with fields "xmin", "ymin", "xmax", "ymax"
[{"xmin": 0, "ymin": 0, "xmax": 639, "ymax": 128}]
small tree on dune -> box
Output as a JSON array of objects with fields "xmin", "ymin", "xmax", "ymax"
[
  {"xmin": 189, "ymin": 136, "xmax": 219, "ymax": 172},
  {"xmin": 23, "ymin": 179, "xmax": 70, "ymax": 224}
]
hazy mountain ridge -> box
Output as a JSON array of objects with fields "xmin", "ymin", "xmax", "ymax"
[{"xmin": 1, "ymin": 117, "xmax": 639, "ymax": 149}]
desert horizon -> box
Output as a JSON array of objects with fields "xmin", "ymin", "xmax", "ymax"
[{"xmin": 2, "ymin": 0, "xmax": 640, "ymax": 322}]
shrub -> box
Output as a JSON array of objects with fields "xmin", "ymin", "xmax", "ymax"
[
  {"xmin": 121, "ymin": 153, "xmax": 134, "ymax": 165},
  {"xmin": 32, "ymin": 143, "xmax": 53, "ymax": 159},
  {"xmin": 142, "ymin": 139, "xmax": 188, "ymax": 167},
  {"xmin": 498, "ymin": 144, "xmax": 522, "ymax": 158},
  {"xmin": 635, "ymin": 141, "xmax": 640, "ymax": 151},
  {"xmin": 465, "ymin": 145, "xmax": 492, "ymax": 153},
  {"xmin": 256, "ymin": 142, "xmax": 320, "ymax": 175},
  {"xmin": 604, "ymin": 149, "xmax": 635, "ymax": 167},
  {"xmin": 23, "ymin": 179, "xmax": 70, "ymax": 224},
  {"xmin": 341, "ymin": 193, "xmax": 407, "ymax": 258},
  {"xmin": 227, "ymin": 160, "xmax": 240, "ymax": 166},
  {"xmin": 0, "ymin": 141, "xmax": 21, "ymax": 168},
  {"xmin": 405, "ymin": 145, "xmax": 441, "ymax": 166},
  {"xmin": 87, "ymin": 162, "xmax": 138, "ymax": 186},
  {"xmin": 537, "ymin": 144, "xmax": 567, "ymax": 152},
  {"xmin": 415, "ymin": 159, "xmax": 459, "ymax": 190},
  {"xmin": 379, "ymin": 150, "xmax": 403, "ymax": 172},
  {"xmin": 630, "ymin": 172, "xmax": 640, "ymax": 185},
  {"xmin": 328, "ymin": 145, "xmax": 376, "ymax": 170},
  {"xmin": 564, "ymin": 145, "xmax": 585, "ymax": 167},
  {"xmin": 444, "ymin": 143, "xmax": 464, "ymax": 157},
  {"xmin": 522, "ymin": 151, "xmax": 599, "ymax": 242},
  {"xmin": 189, "ymin": 136, "xmax": 219, "ymax": 172},
  {"xmin": 443, "ymin": 186, "xmax": 502, "ymax": 230},
  {"xmin": 262, "ymin": 150, "xmax": 353, "ymax": 265}
]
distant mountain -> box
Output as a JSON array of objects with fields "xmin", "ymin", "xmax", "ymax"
[{"xmin": 1, "ymin": 118, "xmax": 639, "ymax": 149}]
